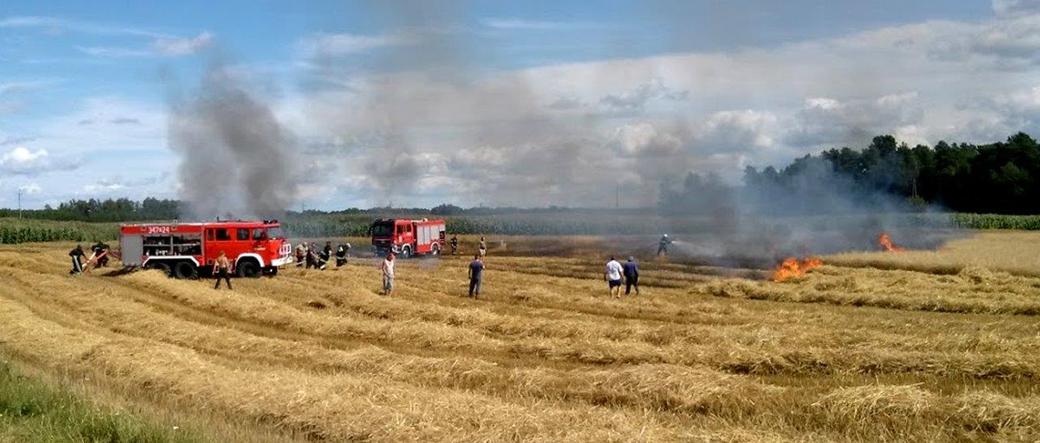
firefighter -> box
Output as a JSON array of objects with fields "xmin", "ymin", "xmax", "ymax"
[
  {"xmin": 68, "ymin": 244, "xmax": 85, "ymax": 275},
  {"xmin": 213, "ymin": 250, "xmax": 233, "ymax": 290},
  {"xmin": 478, "ymin": 236, "xmax": 487, "ymax": 258},
  {"xmin": 450, "ymin": 235, "xmax": 459, "ymax": 255},
  {"xmin": 605, "ymin": 256, "xmax": 623, "ymax": 298},
  {"xmin": 295, "ymin": 242, "xmax": 308, "ymax": 268},
  {"xmin": 90, "ymin": 241, "xmax": 110, "ymax": 267},
  {"xmin": 623, "ymin": 256, "xmax": 640, "ymax": 296},
  {"xmin": 657, "ymin": 234, "xmax": 672, "ymax": 256},
  {"xmin": 380, "ymin": 252, "xmax": 395, "ymax": 296},
  {"xmin": 309, "ymin": 242, "xmax": 327, "ymax": 270},
  {"xmin": 468, "ymin": 254, "xmax": 484, "ymax": 298},
  {"xmin": 322, "ymin": 241, "xmax": 333, "ymax": 265},
  {"xmin": 335, "ymin": 243, "xmax": 351, "ymax": 267}
]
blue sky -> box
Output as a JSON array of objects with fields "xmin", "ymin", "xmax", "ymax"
[{"xmin": 2, "ymin": 0, "xmax": 1039, "ymax": 211}]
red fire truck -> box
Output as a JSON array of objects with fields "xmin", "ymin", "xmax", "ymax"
[
  {"xmin": 370, "ymin": 218, "xmax": 446, "ymax": 258},
  {"xmin": 119, "ymin": 220, "xmax": 293, "ymax": 279}
]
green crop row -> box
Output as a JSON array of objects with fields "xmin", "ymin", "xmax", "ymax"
[
  {"xmin": 951, "ymin": 213, "xmax": 1040, "ymax": 230},
  {"xmin": 0, "ymin": 218, "xmax": 118, "ymax": 245}
]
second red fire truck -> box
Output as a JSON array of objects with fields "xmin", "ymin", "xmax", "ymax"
[
  {"xmin": 120, "ymin": 220, "xmax": 293, "ymax": 279},
  {"xmin": 370, "ymin": 218, "xmax": 446, "ymax": 258}
]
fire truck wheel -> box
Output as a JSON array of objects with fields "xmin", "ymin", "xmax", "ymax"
[
  {"xmin": 237, "ymin": 260, "xmax": 261, "ymax": 278},
  {"xmin": 430, "ymin": 244, "xmax": 440, "ymax": 256},
  {"xmin": 173, "ymin": 261, "xmax": 198, "ymax": 280},
  {"xmin": 148, "ymin": 262, "xmax": 171, "ymax": 276},
  {"xmin": 400, "ymin": 245, "xmax": 412, "ymax": 259}
]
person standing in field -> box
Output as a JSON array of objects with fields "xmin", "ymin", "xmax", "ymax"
[
  {"xmin": 468, "ymin": 254, "xmax": 484, "ymax": 298},
  {"xmin": 380, "ymin": 252, "xmax": 395, "ymax": 296},
  {"xmin": 450, "ymin": 235, "xmax": 459, "ymax": 255},
  {"xmin": 478, "ymin": 236, "xmax": 487, "ymax": 258},
  {"xmin": 623, "ymin": 256, "xmax": 640, "ymax": 296},
  {"xmin": 335, "ymin": 243, "xmax": 350, "ymax": 267},
  {"xmin": 295, "ymin": 242, "xmax": 307, "ymax": 268},
  {"xmin": 657, "ymin": 234, "xmax": 672, "ymax": 256},
  {"xmin": 68, "ymin": 244, "xmax": 85, "ymax": 275},
  {"xmin": 605, "ymin": 256, "xmax": 624, "ymax": 298},
  {"xmin": 213, "ymin": 251, "xmax": 233, "ymax": 290},
  {"xmin": 320, "ymin": 241, "xmax": 333, "ymax": 269}
]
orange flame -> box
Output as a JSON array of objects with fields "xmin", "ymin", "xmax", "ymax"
[
  {"xmin": 772, "ymin": 256, "xmax": 823, "ymax": 282},
  {"xmin": 878, "ymin": 232, "xmax": 904, "ymax": 252}
]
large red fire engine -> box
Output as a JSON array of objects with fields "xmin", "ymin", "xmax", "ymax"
[
  {"xmin": 119, "ymin": 220, "xmax": 293, "ymax": 279},
  {"xmin": 370, "ymin": 218, "xmax": 446, "ymax": 258}
]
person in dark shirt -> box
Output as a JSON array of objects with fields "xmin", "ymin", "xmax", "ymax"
[
  {"xmin": 657, "ymin": 234, "xmax": 672, "ymax": 256},
  {"xmin": 468, "ymin": 255, "xmax": 484, "ymax": 298},
  {"xmin": 623, "ymin": 256, "xmax": 640, "ymax": 295},
  {"xmin": 91, "ymin": 241, "xmax": 110, "ymax": 267},
  {"xmin": 68, "ymin": 245, "xmax": 85, "ymax": 275},
  {"xmin": 335, "ymin": 243, "xmax": 351, "ymax": 267},
  {"xmin": 450, "ymin": 235, "xmax": 459, "ymax": 255}
]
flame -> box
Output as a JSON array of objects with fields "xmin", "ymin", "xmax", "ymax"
[
  {"xmin": 772, "ymin": 256, "xmax": 823, "ymax": 282},
  {"xmin": 878, "ymin": 232, "xmax": 904, "ymax": 252}
]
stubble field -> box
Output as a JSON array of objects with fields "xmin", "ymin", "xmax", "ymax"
[{"xmin": 1, "ymin": 232, "xmax": 1039, "ymax": 442}]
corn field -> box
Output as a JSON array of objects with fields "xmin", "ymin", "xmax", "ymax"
[
  {"xmin": 0, "ymin": 218, "xmax": 118, "ymax": 244},
  {"xmin": 951, "ymin": 213, "xmax": 1040, "ymax": 230}
]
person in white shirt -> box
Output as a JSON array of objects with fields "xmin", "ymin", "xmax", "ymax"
[
  {"xmin": 380, "ymin": 252, "xmax": 396, "ymax": 296},
  {"xmin": 604, "ymin": 256, "xmax": 624, "ymax": 298}
]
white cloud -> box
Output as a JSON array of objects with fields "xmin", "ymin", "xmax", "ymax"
[
  {"xmin": 0, "ymin": 146, "xmax": 78, "ymax": 175},
  {"xmin": 17, "ymin": 183, "xmax": 41, "ymax": 194},
  {"xmin": 993, "ymin": 0, "xmax": 1040, "ymax": 17},
  {"xmin": 152, "ymin": 31, "xmax": 213, "ymax": 56},
  {"xmin": 480, "ymin": 18, "xmax": 587, "ymax": 30},
  {"xmin": 76, "ymin": 46, "xmax": 152, "ymax": 58},
  {"xmin": 0, "ymin": 15, "xmax": 166, "ymax": 38},
  {"xmin": 298, "ymin": 32, "xmax": 406, "ymax": 56}
]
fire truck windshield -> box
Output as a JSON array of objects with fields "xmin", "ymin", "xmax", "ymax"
[{"xmin": 371, "ymin": 223, "xmax": 393, "ymax": 237}]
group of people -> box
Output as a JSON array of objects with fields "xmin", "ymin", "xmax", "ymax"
[
  {"xmin": 604, "ymin": 256, "xmax": 640, "ymax": 298},
  {"xmin": 294, "ymin": 241, "xmax": 352, "ymax": 271},
  {"xmin": 378, "ymin": 236, "xmax": 487, "ymax": 298},
  {"xmin": 68, "ymin": 241, "xmax": 110, "ymax": 275}
]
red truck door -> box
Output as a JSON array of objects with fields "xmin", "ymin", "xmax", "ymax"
[{"xmin": 204, "ymin": 227, "xmax": 234, "ymax": 267}]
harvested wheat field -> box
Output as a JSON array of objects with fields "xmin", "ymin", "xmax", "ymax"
[{"xmin": 1, "ymin": 232, "xmax": 1039, "ymax": 442}]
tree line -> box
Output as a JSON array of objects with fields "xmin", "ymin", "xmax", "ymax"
[
  {"xmin": 0, "ymin": 198, "xmax": 181, "ymax": 222},
  {"xmin": 661, "ymin": 132, "xmax": 1040, "ymax": 215}
]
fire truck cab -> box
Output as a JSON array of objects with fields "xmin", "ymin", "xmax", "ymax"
[
  {"xmin": 119, "ymin": 220, "xmax": 293, "ymax": 279},
  {"xmin": 371, "ymin": 218, "xmax": 446, "ymax": 258}
]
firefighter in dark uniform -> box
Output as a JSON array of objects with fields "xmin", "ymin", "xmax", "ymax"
[
  {"xmin": 335, "ymin": 243, "xmax": 351, "ymax": 267},
  {"xmin": 450, "ymin": 235, "xmax": 459, "ymax": 255},
  {"xmin": 69, "ymin": 244, "xmax": 85, "ymax": 275},
  {"xmin": 91, "ymin": 241, "xmax": 110, "ymax": 267},
  {"xmin": 657, "ymin": 234, "xmax": 672, "ymax": 256}
]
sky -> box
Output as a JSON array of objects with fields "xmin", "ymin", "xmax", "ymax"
[{"xmin": 1, "ymin": 0, "xmax": 1039, "ymax": 211}]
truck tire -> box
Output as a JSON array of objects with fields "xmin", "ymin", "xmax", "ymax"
[
  {"xmin": 173, "ymin": 261, "xmax": 198, "ymax": 280},
  {"xmin": 237, "ymin": 259, "xmax": 261, "ymax": 278},
  {"xmin": 148, "ymin": 262, "xmax": 171, "ymax": 277},
  {"xmin": 400, "ymin": 245, "xmax": 412, "ymax": 259},
  {"xmin": 430, "ymin": 244, "xmax": 440, "ymax": 256}
]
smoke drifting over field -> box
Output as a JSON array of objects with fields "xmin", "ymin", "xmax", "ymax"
[{"xmin": 168, "ymin": 63, "xmax": 299, "ymax": 219}]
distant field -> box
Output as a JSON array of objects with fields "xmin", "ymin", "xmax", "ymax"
[
  {"xmin": 1, "ymin": 231, "xmax": 1038, "ymax": 441},
  {"xmin": 3, "ymin": 212, "xmax": 1040, "ymax": 245}
]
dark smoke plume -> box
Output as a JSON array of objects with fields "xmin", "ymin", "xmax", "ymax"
[{"xmin": 168, "ymin": 63, "xmax": 299, "ymax": 219}]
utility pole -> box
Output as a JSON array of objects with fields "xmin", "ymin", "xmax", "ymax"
[{"xmin": 17, "ymin": 189, "xmax": 22, "ymax": 219}]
